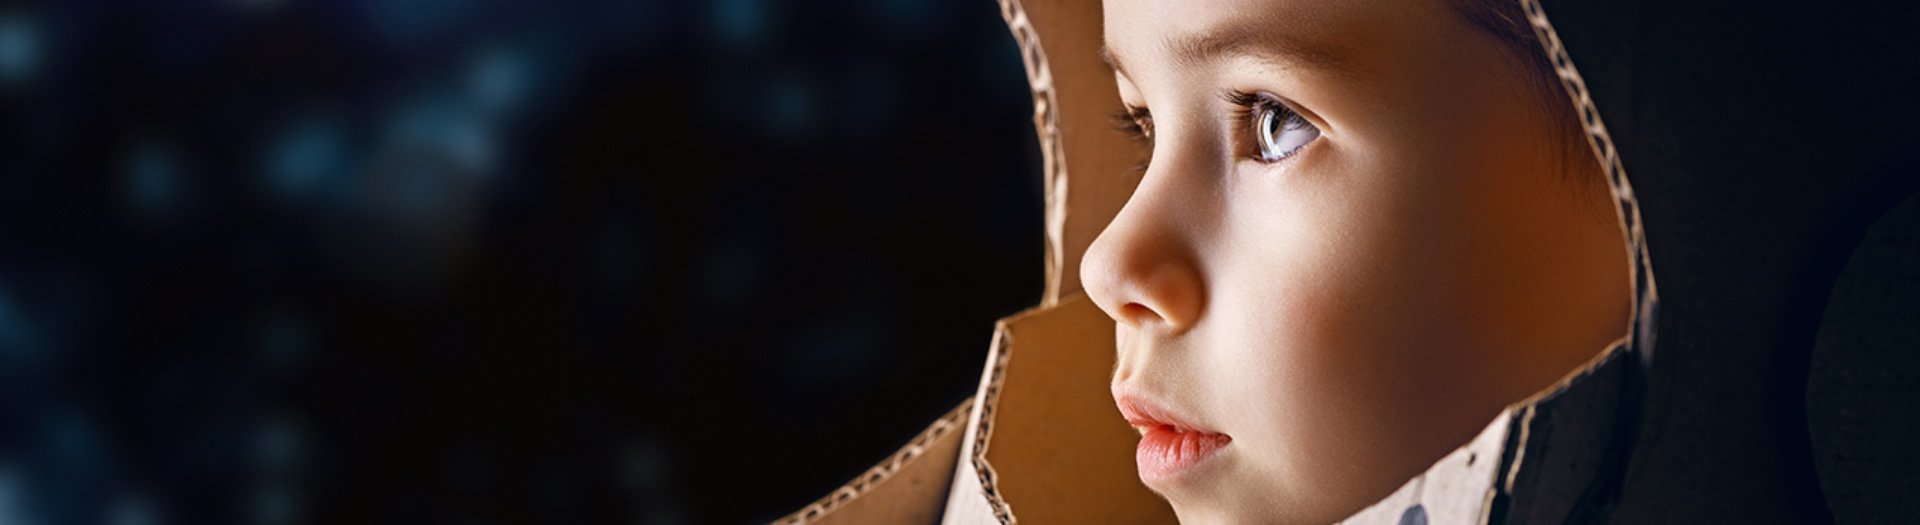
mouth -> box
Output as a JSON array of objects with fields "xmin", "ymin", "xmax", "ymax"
[{"xmin": 1113, "ymin": 394, "xmax": 1232, "ymax": 483}]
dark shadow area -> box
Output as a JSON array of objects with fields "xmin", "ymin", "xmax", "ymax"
[{"xmin": 0, "ymin": 0, "xmax": 1043, "ymax": 522}]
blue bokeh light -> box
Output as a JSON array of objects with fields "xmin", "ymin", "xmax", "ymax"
[
  {"xmin": 0, "ymin": 283, "xmax": 43, "ymax": 364},
  {"xmin": 0, "ymin": 13, "xmax": 42, "ymax": 86},
  {"xmin": 765, "ymin": 71, "xmax": 816, "ymax": 140},
  {"xmin": 469, "ymin": 47, "xmax": 532, "ymax": 117},
  {"xmin": 264, "ymin": 116, "xmax": 353, "ymax": 205},
  {"xmin": 125, "ymin": 142, "xmax": 182, "ymax": 221},
  {"xmin": 709, "ymin": 0, "xmax": 769, "ymax": 47},
  {"xmin": 385, "ymin": 94, "xmax": 497, "ymax": 177},
  {"xmin": 0, "ymin": 465, "xmax": 31, "ymax": 525},
  {"xmin": 363, "ymin": 0, "xmax": 470, "ymax": 50}
]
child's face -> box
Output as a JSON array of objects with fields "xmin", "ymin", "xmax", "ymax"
[{"xmin": 1087, "ymin": 0, "xmax": 1631, "ymax": 522}]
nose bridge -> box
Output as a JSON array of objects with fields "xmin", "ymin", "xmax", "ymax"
[{"xmin": 1080, "ymin": 139, "xmax": 1212, "ymax": 333}]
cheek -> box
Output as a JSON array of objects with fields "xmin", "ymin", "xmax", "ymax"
[{"xmin": 1200, "ymin": 193, "xmax": 1454, "ymax": 503}]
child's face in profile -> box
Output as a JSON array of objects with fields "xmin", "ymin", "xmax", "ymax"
[{"xmin": 1086, "ymin": 0, "xmax": 1631, "ymax": 522}]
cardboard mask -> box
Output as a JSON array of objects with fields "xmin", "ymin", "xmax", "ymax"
[{"xmin": 777, "ymin": 0, "xmax": 1920, "ymax": 522}]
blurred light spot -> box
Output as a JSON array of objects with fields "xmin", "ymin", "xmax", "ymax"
[
  {"xmin": 0, "ymin": 284, "xmax": 44, "ymax": 363},
  {"xmin": 265, "ymin": 117, "xmax": 351, "ymax": 204},
  {"xmin": 38, "ymin": 409, "xmax": 109, "ymax": 523},
  {"xmin": 0, "ymin": 13, "xmax": 42, "ymax": 85},
  {"xmin": 42, "ymin": 410, "xmax": 105, "ymax": 472},
  {"xmin": 250, "ymin": 485, "xmax": 298, "ymax": 525},
  {"xmin": 764, "ymin": 73, "xmax": 815, "ymax": 139},
  {"xmin": 258, "ymin": 312, "xmax": 311, "ymax": 370},
  {"xmin": 468, "ymin": 47, "xmax": 530, "ymax": 116},
  {"xmin": 0, "ymin": 466, "xmax": 28, "ymax": 525},
  {"xmin": 336, "ymin": 94, "xmax": 495, "ymax": 290},
  {"xmin": 366, "ymin": 0, "xmax": 467, "ymax": 49},
  {"xmin": 106, "ymin": 493, "xmax": 158, "ymax": 525},
  {"xmin": 125, "ymin": 142, "xmax": 181, "ymax": 220},
  {"xmin": 709, "ymin": 0, "xmax": 768, "ymax": 47},
  {"xmin": 386, "ymin": 95, "xmax": 495, "ymax": 176},
  {"xmin": 252, "ymin": 418, "xmax": 303, "ymax": 475}
]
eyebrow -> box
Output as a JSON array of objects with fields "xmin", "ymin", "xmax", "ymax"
[{"xmin": 1101, "ymin": 23, "xmax": 1348, "ymax": 79}]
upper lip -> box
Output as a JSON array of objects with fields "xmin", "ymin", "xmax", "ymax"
[{"xmin": 1113, "ymin": 391, "xmax": 1223, "ymax": 436}]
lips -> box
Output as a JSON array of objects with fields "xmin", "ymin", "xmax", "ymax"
[{"xmin": 1114, "ymin": 395, "xmax": 1232, "ymax": 483}]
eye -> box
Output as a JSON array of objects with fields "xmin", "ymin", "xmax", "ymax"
[
  {"xmin": 1255, "ymin": 103, "xmax": 1317, "ymax": 161},
  {"xmin": 1112, "ymin": 106, "xmax": 1154, "ymax": 141},
  {"xmin": 1229, "ymin": 91, "xmax": 1320, "ymax": 163}
]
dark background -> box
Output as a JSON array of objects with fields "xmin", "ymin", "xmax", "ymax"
[{"xmin": 0, "ymin": 0, "xmax": 1043, "ymax": 523}]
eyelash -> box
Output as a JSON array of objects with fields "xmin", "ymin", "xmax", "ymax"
[
  {"xmin": 1112, "ymin": 107, "xmax": 1154, "ymax": 174},
  {"xmin": 1110, "ymin": 90, "xmax": 1314, "ymax": 173}
]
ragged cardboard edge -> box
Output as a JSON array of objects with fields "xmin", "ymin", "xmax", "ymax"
[
  {"xmin": 1521, "ymin": 0, "xmax": 1658, "ymax": 364},
  {"xmin": 1337, "ymin": 408, "xmax": 1515, "ymax": 524},
  {"xmin": 1358, "ymin": 6, "xmax": 1655, "ymax": 522},
  {"xmin": 1333, "ymin": 342, "xmax": 1629, "ymax": 524},
  {"xmin": 773, "ymin": 398, "xmax": 974, "ymax": 525},
  {"xmin": 946, "ymin": 295, "xmax": 1178, "ymax": 525},
  {"xmin": 1492, "ymin": 344, "xmax": 1632, "ymax": 524},
  {"xmin": 950, "ymin": 311, "xmax": 1026, "ymax": 524},
  {"xmin": 999, "ymin": 0, "xmax": 1069, "ymax": 307}
]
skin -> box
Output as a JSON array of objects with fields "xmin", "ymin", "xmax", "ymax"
[{"xmin": 1084, "ymin": 0, "xmax": 1632, "ymax": 522}]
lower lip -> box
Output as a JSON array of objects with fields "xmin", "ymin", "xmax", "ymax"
[{"xmin": 1135, "ymin": 426, "xmax": 1232, "ymax": 482}]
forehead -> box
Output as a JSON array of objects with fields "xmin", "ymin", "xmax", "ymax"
[{"xmin": 1101, "ymin": 0, "xmax": 1424, "ymax": 79}]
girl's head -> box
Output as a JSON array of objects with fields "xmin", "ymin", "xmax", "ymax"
[{"xmin": 1085, "ymin": 0, "xmax": 1630, "ymax": 522}]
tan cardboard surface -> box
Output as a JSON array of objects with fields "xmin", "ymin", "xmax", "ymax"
[
  {"xmin": 946, "ymin": 294, "xmax": 1176, "ymax": 524},
  {"xmin": 1000, "ymin": 0, "xmax": 1144, "ymax": 305}
]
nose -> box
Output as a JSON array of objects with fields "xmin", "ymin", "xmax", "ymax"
[{"xmin": 1079, "ymin": 164, "xmax": 1207, "ymax": 333}]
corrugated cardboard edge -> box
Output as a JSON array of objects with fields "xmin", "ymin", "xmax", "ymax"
[
  {"xmin": 1337, "ymin": 1, "xmax": 1661, "ymax": 518},
  {"xmin": 1480, "ymin": 1, "xmax": 1659, "ymax": 522},
  {"xmin": 1338, "ymin": 409, "xmax": 1514, "ymax": 524},
  {"xmin": 1522, "ymin": 0, "xmax": 1658, "ymax": 361},
  {"xmin": 782, "ymin": 0, "xmax": 1658, "ymax": 521},
  {"xmin": 999, "ymin": 0, "xmax": 1068, "ymax": 307},
  {"xmin": 1490, "ymin": 341, "xmax": 1632, "ymax": 524},
  {"xmin": 999, "ymin": 0, "xmax": 1142, "ymax": 307},
  {"xmin": 942, "ymin": 295, "xmax": 1177, "ymax": 525},
  {"xmin": 944, "ymin": 310, "xmax": 1023, "ymax": 524},
  {"xmin": 772, "ymin": 399, "xmax": 973, "ymax": 525},
  {"xmin": 944, "ymin": 294, "xmax": 1182, "ymax": 523}
]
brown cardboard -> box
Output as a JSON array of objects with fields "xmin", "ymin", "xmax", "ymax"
[
  {"xmin": 779, "ymin": 0, "xmax": 1651, "ymax": 522},
  {"xmin": 942, "ymin": 295, "xmax": 1176, "ymax": 524},
  {"xmin": 1000, "ymin": 0, "xmax": 1145, "ymax": 306}
]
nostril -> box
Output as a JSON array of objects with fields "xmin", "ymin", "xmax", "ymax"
[{"xmin": 1119, "ymin": 302, "xmax": 1160, "ymax": 325}]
